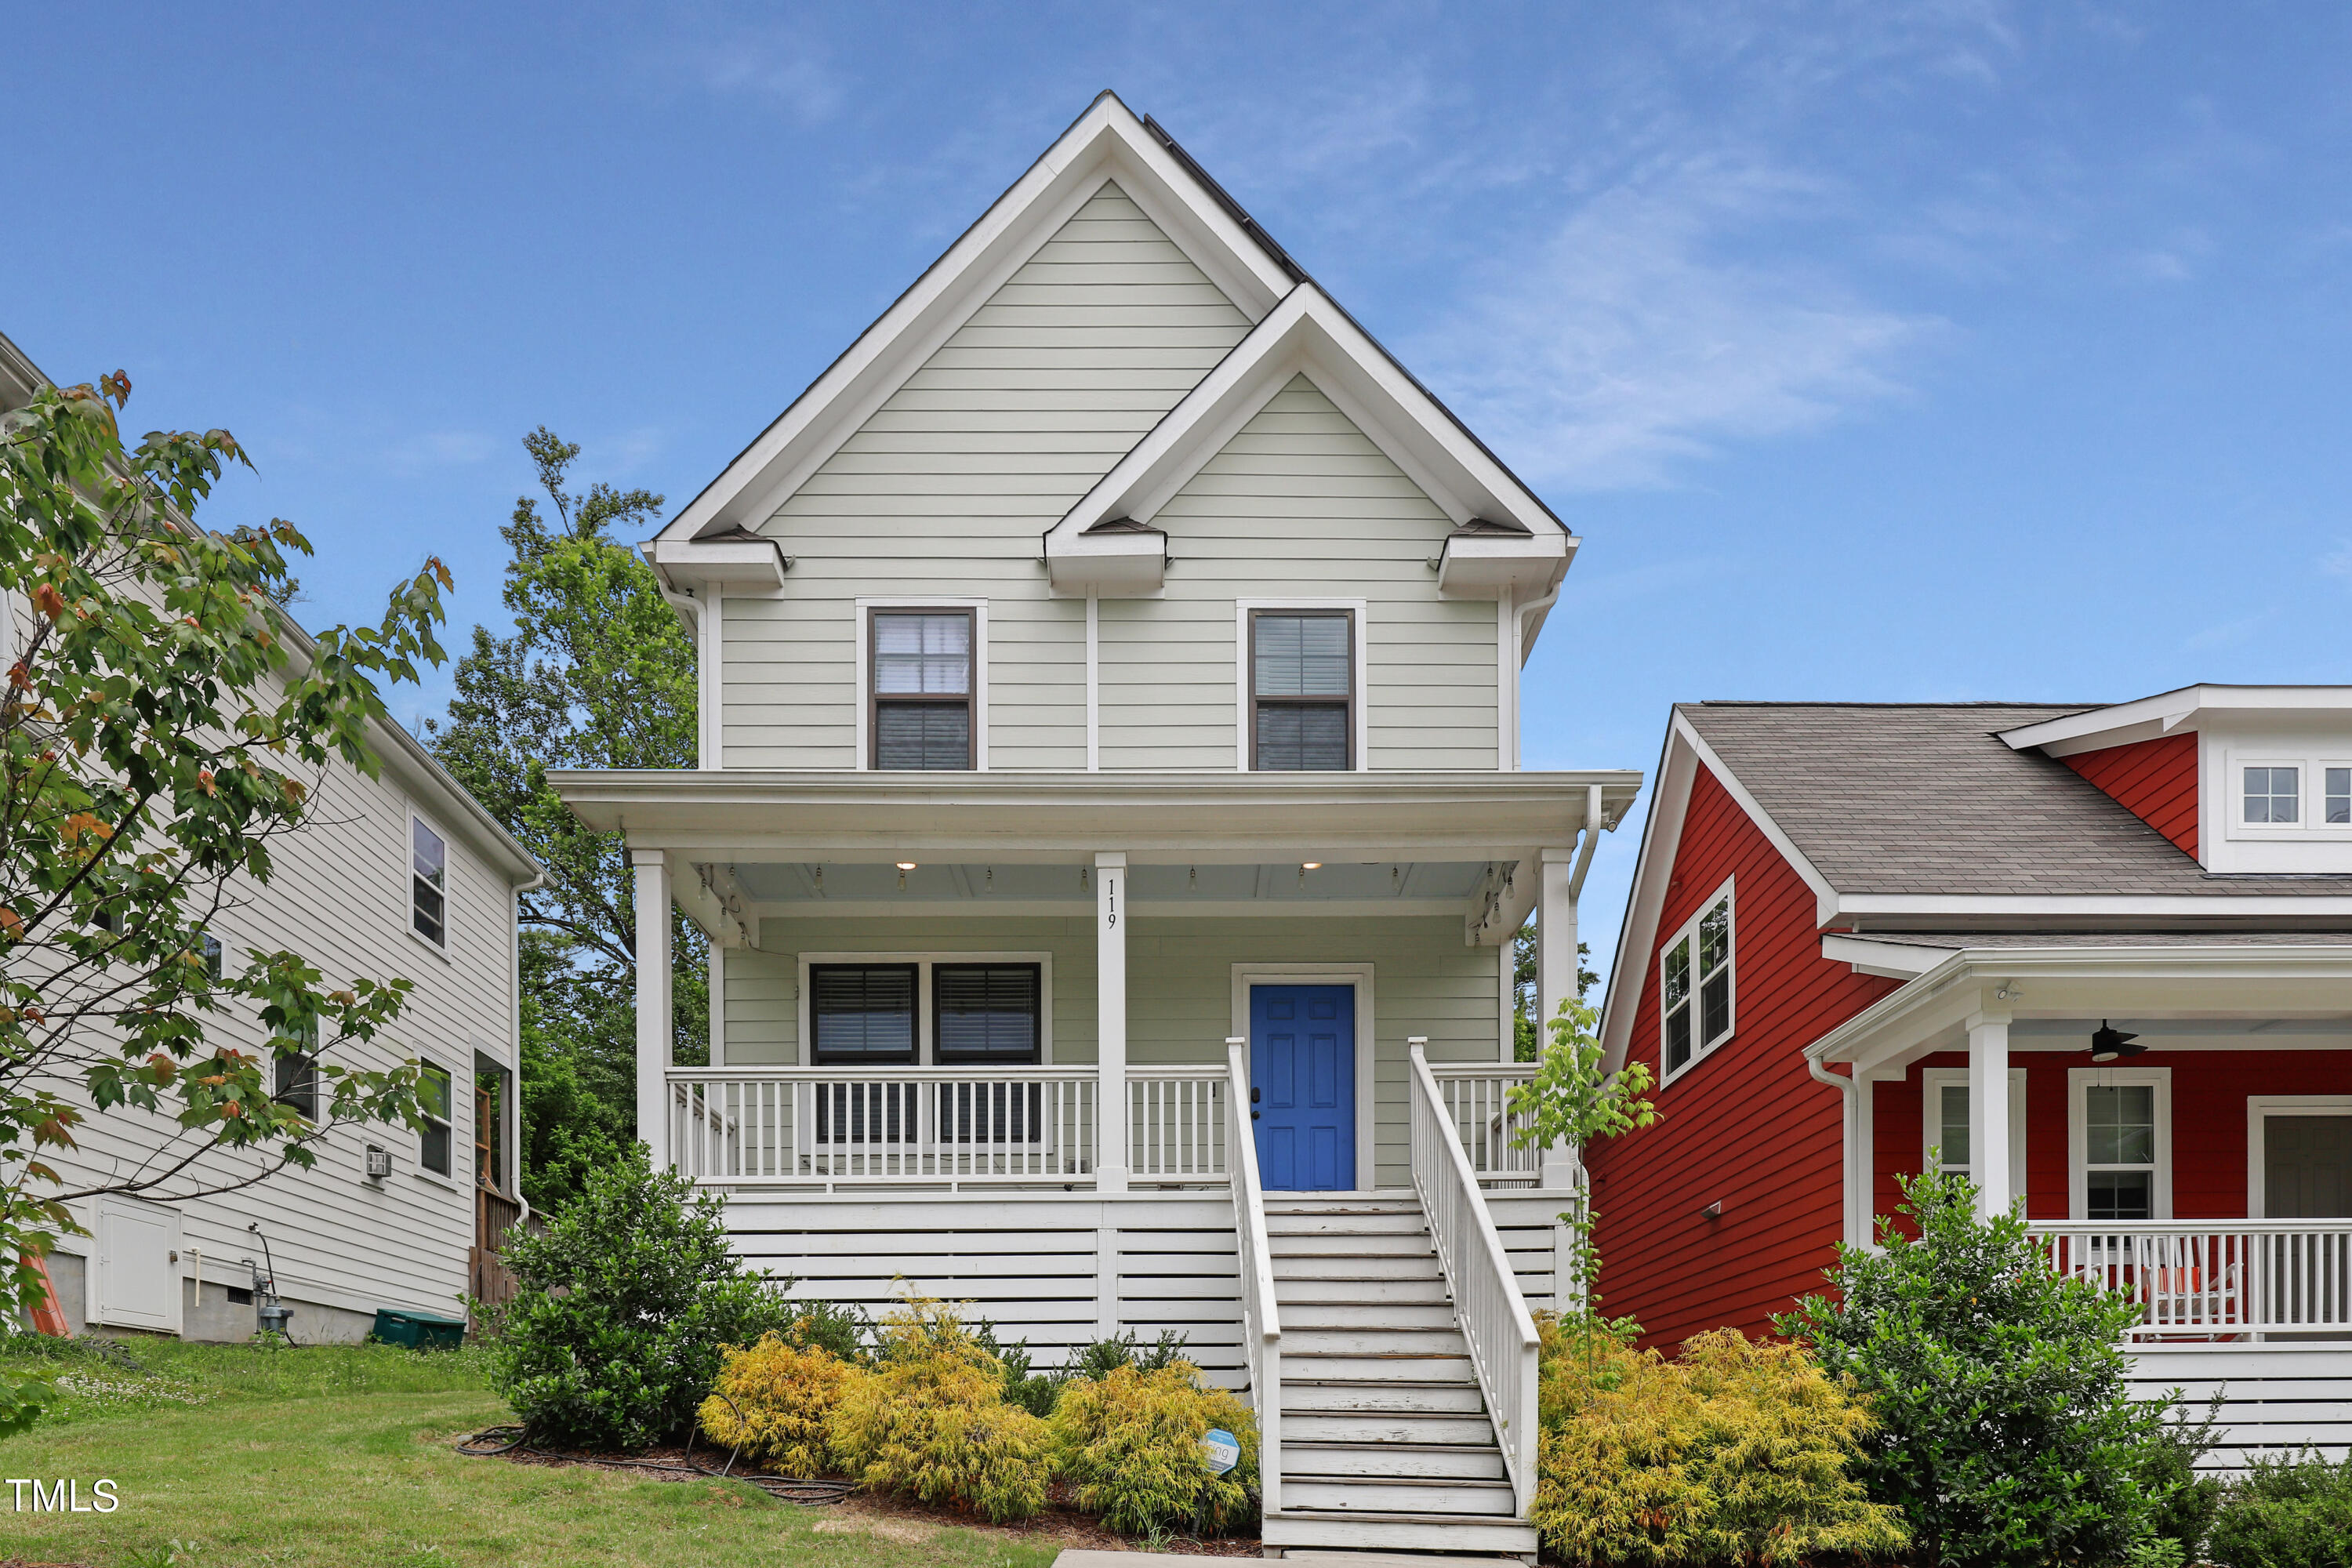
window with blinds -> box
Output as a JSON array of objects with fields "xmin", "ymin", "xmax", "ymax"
[
  {"xmin": 932, "ymin": 964, "xmax": 1042, "ymax": 1064},
  {"xmin": 1251, "ymin": 611, "xmax": 1353, "ymax": 771},
  {"xmin": 872, "ymin": 610, "xmax": 973, "ymax": 769},
  {"xmin": 809, "ymin": 964, "xmax": 920, "ymax": 1065}
]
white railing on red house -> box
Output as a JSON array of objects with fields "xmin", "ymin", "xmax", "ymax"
[
  {"xmin": 668, "ymin": 1069, "xmax": 1098, "ymax": 1187},
  {"xmin": 1409, "ymin": 1040, "xmax": 1541, "ymax": 1517},
  {"xmin": 1428, "ymin": 1063, "xmax": 1541, "ymax": 1185},
  {"xmin": 2032, "ymin": 1221, "xmax": 2352, "ymax": 1338},
  {"xmin": 1127, "ymin": 1067, "xmax": 1230, "ymax": 1183}
]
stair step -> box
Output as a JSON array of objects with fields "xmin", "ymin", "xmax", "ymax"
[
  {"xmin": 1284, "ymin": 1440, "xmax": 1508, "ymax": 1481},
  {"xmin": 1284, "ymin": 1327, "xmax": 1468, "ymax": 1356},
  {"xmin": 1277, "ymin": 1301, "xmax": 1457, "ymax": 1330},
  {"xmin": 1281, "ymin": 1475, "xmax": 1518, "ymax": 1515},
  {"xmin": 1281, "ymin": 1380, "xmax": 1488, "ymax": 1415},
  {"xmin": 1269, "ymin": 1232, "xmax": 1437, "ymax": 1258},
  {"xmin": 1262, "ymin": 1512, "xmax": 1538, "ymax": 1555},
  {"xmin": 1283, "ymin": 1412, "xmax": 1499, "ymax": 1445},
  {"xmin": 1273, "ymin": 1253, "xmax": 1444, "ymax": 1281},
  {"xmin": 1276, "ymin": 1275, "xmax": 1450, "ymax": 1305},
  {"xmin": 1283, "ymin": 1352, "xmax": 1476, "ymax": 1383},
  {"xmin": 1265, "ymin": 1210, "xmax": 1432, "ymax": 1236}
]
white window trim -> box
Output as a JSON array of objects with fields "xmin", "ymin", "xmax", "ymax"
[
  {"xmin": 2225, "ymin": 750, "xmax": 2352, "ymax": 840},
  {"xmin": 1234, "ymin": 598, "xmax": 1370, "ymax": 773},
  {"xmin": 407, "ymin": 810, "xmax": 452, "ymax": 958},
  {"xmin": 2245, "ymin": 1094, "xmax": 2352, "ymax": 1219},
  {"xmin": 412, "ymin": 1057, "xmax": 461, "ymax": 1189},
  {"xmin": 1230, "ymin": 962, "xmax": 1377, "ymax": 1193},
  {"xmin": 1920, "ymin": 1066, "xmax": 2027, "ymax": 1202},
  {"xmin": 1657, "ymin": 876, "xmax": 1736, "ymax": 1087},
  {"xmin": 2067, "ymin": 1066, "xmax": 2172, "ymax": 1221},
  {"xmin": 793, "ymin": 950, "xmax": 1053, "ymax": 1065},
  {"xmin": 854, "ymin": 598, "xmax": 989, "ymax": 772}
]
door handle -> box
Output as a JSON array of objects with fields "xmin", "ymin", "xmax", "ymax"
[{"xmin": 1251, "ymin": 1111, "xmax": 1261, "ymax": 1120}]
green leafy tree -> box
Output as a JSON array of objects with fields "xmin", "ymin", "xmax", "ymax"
[
  {"xmin": 426, "ymin": 429, "xmax": 706, "ymax": 1210},
  {"xmin": 1778, "ymin": 1168, "xmax": 2188, "ymax": 1567},
  {"xmin": 1512, "ymin": 913, "xmax": 1596, "ymax": 1061},
  {"xmin": 2, "ymin": 372, "xmax": 448, "ymax": 1432},
  {"xmin": 1508, "ymin": 996, "xmax": 1656, "ymax": 1323}
]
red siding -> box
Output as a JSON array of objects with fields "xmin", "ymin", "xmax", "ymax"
[
  {"xmin": 1874, "ymin": 1050, "xmax": 2352, "ymax": 1225},
  {"xmin": 2061, "ymin": 732, "xmax": 2199, "ymax": 858},
  {"xmin": 1587, "ymin": 764, "xmax": 1900, "ymax": 1351}
]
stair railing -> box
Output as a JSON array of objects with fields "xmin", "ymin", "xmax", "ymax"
[
  {"xmin": 1409, "ymin": 1038, "xmax": 1541, "ymax": 1518},
  {"xmin": 1225, "ymin": 1036, "xmax": 1282, "ymax": 1516}
]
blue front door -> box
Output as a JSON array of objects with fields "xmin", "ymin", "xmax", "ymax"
[{"xmin": 1250, "ymin": 985, "xmax": 1356, "ymax": 1191}]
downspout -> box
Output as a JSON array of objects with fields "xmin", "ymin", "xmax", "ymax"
[
  {"xmin": 1514, "ymin": 575, "xmax": 1563, "ymax": 666},
  {"xmin": 1567, "ymin": 782, "xmax": 1604, "ymax": 900},
  {"xmin": 1807, "ymin": 1054, "xmax": 1858, "ymax": 1247},
  {"xmin": 510, "ymin": 869, "xmax": 546, "ymax": 1227}
]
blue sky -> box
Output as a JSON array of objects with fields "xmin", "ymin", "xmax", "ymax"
[{"xmin": 9, "ymin": 3, "xmax": 2351, "ymax": 978}]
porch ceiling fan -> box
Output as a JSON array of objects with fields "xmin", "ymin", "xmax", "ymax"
[{"xmin": 2089, "ymin": 1020, "xmax": 2144, "ymax": 1062}]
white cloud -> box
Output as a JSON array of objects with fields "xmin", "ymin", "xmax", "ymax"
[
  {"xmin": 685, "ymin": 31, "xmax": 844, "ymax": 124},
  {"xmin": 2323, "ymin": 540, "xmax": 2352, "ymax": 585},
  {"xmin": 1412, "ymin": 155, "xmax": 1936, "ymax": 490}
]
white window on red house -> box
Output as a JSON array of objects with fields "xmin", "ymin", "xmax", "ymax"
[
  {"xmin": 2084, "ymin": 1083, "xmax": 2157, "ymax": 1221},
  {"xmin": 2243, "ymin": 765, "xmax": 2300, "ymax": 825},
  {"xmin": 1660, "ymin": 882, "xmax": 1734, "ymax": 1080}
]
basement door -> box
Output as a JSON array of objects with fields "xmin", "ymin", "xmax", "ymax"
[{"xmin": 1249, "ymin": 985, "xmax": 1355, "ymax": 1192}]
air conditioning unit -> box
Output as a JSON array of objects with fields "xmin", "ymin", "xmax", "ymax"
[{"xmin": 364, "ymin": 1145, "xmax": 393, "ymax": 1180}]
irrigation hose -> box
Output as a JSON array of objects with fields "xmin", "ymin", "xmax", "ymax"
[{"xmin": 455, "ymin": 1423, "xmax": 855, "ymax": 1506}]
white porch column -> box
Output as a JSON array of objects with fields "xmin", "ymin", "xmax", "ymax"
[
  {"xmin": 1535, "ymin": 845, "xmax": 1578, "ymax": 1189},
  {"xmin": 1095, "ymin": 851, "xmax": 1128, "ymax": 1193},
  {"xmin": 1968, "ymin": 1013, "xmax": 2013, "ymax": 1216},
  {"xmin": 633, "ymin": 850, "xmax": 673, "ymax": 1171}
]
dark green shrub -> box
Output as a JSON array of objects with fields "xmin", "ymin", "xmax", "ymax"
[
  {"xmin": 782, "ymin": 1298, "xmax": 872, "ymax": 1366},
  {"xmin": 1779, "ymin": 1169, "xmax": 2187, "ymax": 1568},
  {"xmin": 1065, "ymin": 1328, "xmax": 1189, "ymax": 1381},
  {"xmin": 483, "ymin": 1145, "xmax": 791, "ymax": 1450},
  {"xmin": 2142, "ymin": 1397, "xmax": 2225, "ymax": 1561},
  {"xmin": 2208, "ymin": 1450, "xmax": 2352, "ymax": 1568}
]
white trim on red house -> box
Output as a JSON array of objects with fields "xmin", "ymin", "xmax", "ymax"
[
  {"xmin": 2067, "ymin": 1065, "xmax": 2172, "ymax": 1221},
  {"xmin": 2245, "ymin": 1096, "xmax": 2352, "ymax": 1219}
]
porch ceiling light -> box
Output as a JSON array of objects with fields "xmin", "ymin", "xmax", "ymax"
[
  {"xmin": 2089, "ymin": 1020, "xmax": 2144, "ymax": 1062},
  {"xmin": 1301, "ymin": 862, "xmax": 1322, "ymax": 871},
  {"xmin": 895, "ymin": 862, "xmax": 918, "ymax": 871}
]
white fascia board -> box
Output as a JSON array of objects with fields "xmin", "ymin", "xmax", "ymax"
[
  {"xmin": 659, "ymin": 93, "xmax": 1295, "ymax": 546},
  {"xmin": 1436, "ymin": 530, "xmax": 1574, "ymax": 597},
  {"xmin": 1675, "ymin": 713, "xmax": 1843, "ymax": 927},
  {"xmin": 1045, "ymin": 285, "xmax": 1567, "ymax": 591},
  {"xmin": 1999, "ymin": 685, "xmax": 2352, "ymax": 756},
  {"xmin": 1821, "ymin": 933, "xmax": 1955, "ymax": 978},
  {"xmin": 1832, "ymin": 892, "xmax": 2352, "ymax": 920},
  {"xmin": 1596, "ymin": 728, "xmax": 1692, "ymax": 1073},
  {"xmin": 648, "ymin": 536, "xmax": 789, "ymax": 593}
]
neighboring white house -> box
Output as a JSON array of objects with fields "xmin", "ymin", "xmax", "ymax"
[
  {"xmin": 552, "ymin": 93, "xmax": 1632, "ymax": 1555},
  {"xmin": 2, "ymin": 328, "xmax": 543, "ymax": 1345}
]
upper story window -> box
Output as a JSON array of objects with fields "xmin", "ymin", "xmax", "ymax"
[
  {"xmin": 1660, "ymin": 880, "xmax": 1733, "ymax": 1082},
  {"xmin": 2245, "ymin": 766, "xmax": 2300, "ymax": 824},
  {"xmin": 418, "ymin": 1061, "xmax": 454, "ymax": 1176},
  {"xmin": 2227, "ymin": 753, "xmax": 2352, "ymax": 838},
  {"xmin": 811, "ymin": 963, "xmax": 920, "ymax": 1065},
  {"xmin": 2328, "ymin": 767, "xmax": 2350, "ymax": 826},
  {"xmin": 1251, "ymin": 610, "xmax": 1353, "ymax": 771},
  {"xmin": 411, "ymin": 817, "xmax": 447, "ymax": 946},
  {"xmin": 272, "ymin": 1016, "xmax": 320, "ymax": 1121},
  {"xmin": 872, "ymin": 611, "xmax": 973, "ymax": 770}
]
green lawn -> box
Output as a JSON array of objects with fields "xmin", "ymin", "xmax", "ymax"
[{"xmin": 0, "ymin": 1339, "xmax": 1065, "ymax": 1568}]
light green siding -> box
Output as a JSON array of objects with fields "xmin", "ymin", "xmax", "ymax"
[{"xmin": 720, "ymin": 913, "xmax": 1501, "ymax": 1189}]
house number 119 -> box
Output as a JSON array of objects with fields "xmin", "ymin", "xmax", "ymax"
[{"xmin": 1103, "ymin": 877, "xmax": 1117, "ymax": 928}]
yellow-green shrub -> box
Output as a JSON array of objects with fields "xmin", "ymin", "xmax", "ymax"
[
  {"xmin": 829, "ymin": 1297, "xmax": 1048, "ymax": 1523},
  {"xmin": 697, "ymin": 1332, "xmax": 850, "ymax": 1476},
  {"xmin": 1532, "ymin": 1320, "xmax": 1907, "ymax": 1567},
  {"xmin": 1049, "ymin": 1361, "xmax": 1258, "ymax": 1536}
]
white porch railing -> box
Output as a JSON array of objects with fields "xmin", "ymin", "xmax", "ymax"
[
  {"xmin": 1429, "ymin": 1063, "xmax": 1540, "ymax": 1185},
  {"xmin": 1225, "ymin": 1037, "xmax": 1283, "ymax": 1515},
  {"xmin": 1127, "ymin": 1068, "xmax": 1230, "ymax": 1183},
  {"xmin": 2033, "ymin": 1221, "xmax": 2352, "ymax": 1338},
  {"xmin": 1409, "ymin": 1040, "xmax": 1540, "ymax": 1518},
  {"xmin": 667, "ymin": 1069, "xmax": 1098, "ymax": 1186}
]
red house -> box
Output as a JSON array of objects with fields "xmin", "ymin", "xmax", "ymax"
[{"xmin": 1590, "ymin": 687, "xmax": 2352, "ymax": 1465}]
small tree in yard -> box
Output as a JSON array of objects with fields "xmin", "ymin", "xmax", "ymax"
[
  {"xmin": 1778, "ymin": 1168, "xmax": 2194, "ymax": 1568},
  {"xmin": 1507, "ymin": 996, "xmax": 1655, "ymax": 1324},
  {"xmin": 2, "ymin": 375, "xmax": 449, "ymax": 1436},
  {"xmin": 484, "ymin": 1145, "xmax": 791, "ymax": 1451}
]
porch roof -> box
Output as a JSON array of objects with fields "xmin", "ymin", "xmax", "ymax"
[{"xmin": 549, "ymin": 768, "xmax": 1642, "ymax": 861}]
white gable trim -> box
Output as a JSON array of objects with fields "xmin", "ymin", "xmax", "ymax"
[
  {"xmin": 1597, "ymin": 712, "xmax": 1842, "ymax": 1072},
  {"xmin": 661, "ymin": 93, "xmax": 1298, "ymax": 545},
  {"xmin": 1998, "ymin": 684, "xmax": 2352, "ymax": 757},
  {"xmin": 1044, "ymin": 285, "xmax": 1573, "ymax": 595}
]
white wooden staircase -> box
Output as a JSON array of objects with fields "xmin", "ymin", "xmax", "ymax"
[{"xmin": 1225, "ymin": 1039, "xmax": 1541, "ymax": 1560}]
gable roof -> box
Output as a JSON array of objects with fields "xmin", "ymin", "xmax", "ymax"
[
  {"xmin": 1596, "ymin": 699, "xmax": 2352, "ymax": 1071},
  {"xmin": 659, "ymin": 92, "xmax": 1300, "ymax": 547}
]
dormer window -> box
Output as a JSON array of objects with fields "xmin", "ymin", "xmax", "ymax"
[
  {"xmin": 2328, "ymin": 768, "xmax": 2350, "ymax": 826},
  {"xmin": 2245, "ymin": 766, "xmax": 2299, "ymax": 825},
  {"xmin": 2228, "ymin": 753, "xmax": 2352, "ymax": 840}
]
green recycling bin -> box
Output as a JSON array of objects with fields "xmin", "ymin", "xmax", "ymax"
[{"xmin": 371, "ymin": 1308, "xmax": 467, "ymax": 1351}]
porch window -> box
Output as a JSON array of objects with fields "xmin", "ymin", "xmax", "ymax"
[
  {"xmin": 412, "ymin": 817, "xmax": 448, "ymax": 946},
  {"xmin": 1251, "ymin": 610, "xmax": 1352, "ymax": 771},
  {"xmin": 2243, "ymin": 765, "xmax": 2299, "ymax": 824},
  {"xmin": 932, "ymin": 964, "xmax": 1042, "ymax": 1065},
  {"xmin": 810, "ymin": 964, "xmax": 919, "ymax": 1065},
  {"xmin": 871, "ymin": 611, "xmax": 972, "ymax": 770},
  {"xmin": 1659, "ymin": 881, "xmax": 1734, "ymax": 1082},
  {"xmin": 1920, "ymin": 1066, "xmax": 2027, "ymax": 1199},
  {"xmin": 2084, "ymin": 1084, "xmax": 2157, "ymax": 1221},
  {"xmin": 419, "ymin": 1062, "xmax": 454, "ymax": 1176}
]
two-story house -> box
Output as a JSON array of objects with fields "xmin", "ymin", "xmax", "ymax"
[
  {"xmin": 552, "ymin": 93, "xmax": 1637, "ymax": 1553},
  {"xmin": 3, "ymin": 328, "xmax": 543, "ymax": 1346},
  {"xmin": 1590, "ymin": 691, "xmax": 2352, "ymax": 1468}
]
